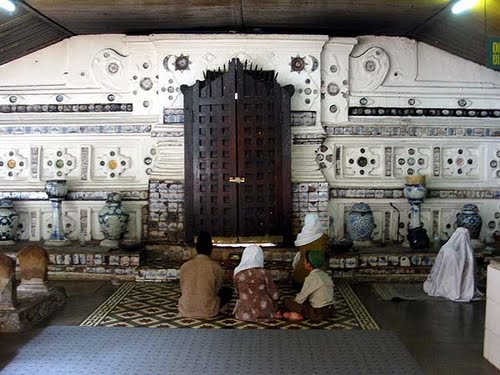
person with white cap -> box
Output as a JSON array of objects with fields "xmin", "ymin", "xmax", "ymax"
[
  {"xmin": 283, "ymin": 250, "xmax": 335, "ymax": 322},
  {"xmin": 291, "ymin": 213, "xmax": 328, "ymax": 289},
  {"xmin": 233, "ymin": 245, "xmax": 280, "ymax": 322}
]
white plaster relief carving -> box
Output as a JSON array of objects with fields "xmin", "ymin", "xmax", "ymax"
[
  {"xmin": 92, "ymin": 48, "xmax": 130, "ymax": 91},
  {"xmin": 350, "ymin": 46, "xmax": 390, "ymax": 92},
  {"xmin": 320, "ymin": 38, "xmax": 356, "ymax": 125},
  {"xmin": 315, "ymin": 144, "xmax": 335, "ymax": 171},
  {"xmin": 152, "ymin": 35, "xmax": 327, "ymax": 133},
  {"xmin": 12, "ymin": 200, "xmax": 147, "ymax": 242},
  {"xmin": 330, "ymin": 199, "xmax": 495, "ymax": 244},
  {"xmin": 42, "ymin": 148, "xmax": 77, "ymax": 179},
  {"xmin": 151, "ymin": 138, "xmax": 184, "ymax": 180},
  {"xmin": 393, "ymin": 147, "xmax": 432, "ymax": 178},
  {"xmin": 0, "ymin": 136, "xmax": 154, "ymax": 191},
  {"xmin": 0, "ymin": 148, "xmax": 28, "ymax": 180},
  {"xmin": 321, "ymin": 138, "xmax": 498, "ymax": 189},
  {"xmin": 96, "ymin": 147, "xmax": 131, "ymax": 179},
  {"xmin": 342, "ymin": 146, "xmax": 381, "ymax": 177},
  {"xmin": 42, "ymin": 211, "xmax": 76, "ymax": 240},
  {"xmin": 442, "ymin": 146, "xmax": 479, "ymax": 177},
  {"xmin": 349, "ymin": 36, "xmax": 500, "ymax": 109},
  {"xmin": 291, "ymin": 144, "xmax": 326, "ymax": 182}
]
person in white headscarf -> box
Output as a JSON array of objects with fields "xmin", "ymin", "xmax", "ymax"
[
  {"xmin": 233, "ymin": 245, "xmax": 280, "ymax": 322},
  {"xmin": 423, "ymin": 227, "xmax": 481, "ymax": 302},
  {"xmin": 292, "ymin": 213, "xmax": 328, "ymax": 289}
]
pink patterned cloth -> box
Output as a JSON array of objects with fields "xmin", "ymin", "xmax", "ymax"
[{"xmin": 233, "ymin": 268, "xmax": 279, "ymax": 322}]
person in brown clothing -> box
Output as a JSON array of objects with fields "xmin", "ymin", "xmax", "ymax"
[
  {"xmin": 291, "ymin": 213, "xmax": 328, "ymax": 290},
  {"xmin": 178, "ymin": 231, "xmax": 232, "ymax": 318},
  {"xmin": 233, "ymin": 245, "xmax": 280, "ymax": 322}
]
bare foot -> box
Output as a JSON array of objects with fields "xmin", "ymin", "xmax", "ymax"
[
  {"xmin": 274, "ymin": 311, "xmax": 283, "ymax": 319},
  {"xmin": 283, "ymin": 311, "xmax": 304, "ymax": 321}
]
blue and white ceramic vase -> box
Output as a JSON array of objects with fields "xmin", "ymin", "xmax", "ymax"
[
  {"xmin": 0, "ymin": 199, "xmax": 18, "ymax": 245},
  {"xmin": 403, "ymin": 175, "xmax": 427, "ymax": 229},
  {"xmin": 346, "ymin": 202, "xmax": 374, "ymax": 242},
  {"xmin": 44, "ymin": 179, "xmax": 71, "ymax": 246},
  {"xmin": 403, "ymin": 175, "xmax": 429, "ymax": 249},
  {"xmin": 99, "ymin": 192, "xmax": 129, "ymax": 249},
  {"xmin": 457, "ymin": 204, "xmax": 482, "ymax": 240}
]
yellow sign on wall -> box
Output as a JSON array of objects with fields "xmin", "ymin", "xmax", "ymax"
[{"xmin": 487, "ymin": 38, "xmax": 500, "ymax": 70}]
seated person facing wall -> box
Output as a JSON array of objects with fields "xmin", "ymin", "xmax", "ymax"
[
  {"xmin": 178, "ymin": 231, "xmax": 232, "ymax": 318},
  {"xmin": 423, "ymin": 227, "xmax": 482, "ymax": 302},
  {"xmin": 292, "ymin": 213, "xmax": 328, "ymax": 290},
  {"xmin": 283, "ymin": 250, "xmax": 334, "ymax": 322},
  {"xmin": 233, "ymin": 245, "xmax": 280, "ymax": 322}
]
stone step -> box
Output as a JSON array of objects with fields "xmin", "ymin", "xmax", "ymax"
[
  {"xmin": 1, "ymin": 241, "xmax": 494, "ymax": 284},
  {"xmin": 135, "ymin": 257, "xmax": 294, "ymax": 283},
  {"xmin": 0, "ymin": 242, "xmax": 143, "ymax": 281}
]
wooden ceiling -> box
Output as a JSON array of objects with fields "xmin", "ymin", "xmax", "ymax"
[{"xmin": 0, "ymin": 0, "xmax": 498, "ymax": 67}]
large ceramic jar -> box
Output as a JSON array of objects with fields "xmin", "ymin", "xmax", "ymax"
[
  {"xmin": 98, "ymin": 192, "xmax": 129, "ymax": 248},
  {"xmin": 0, "ymin": 199, "xmax": 18, "ymax": 245},
  {"xmin": 346, "ymin": 202, "xmax": 374, "ymax": 241},
  {"xmin": 457, "ymin": 204, "xmax": 482, "ymax": 240}
]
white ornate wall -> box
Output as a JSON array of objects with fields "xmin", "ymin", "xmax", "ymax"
[
  {"xmin": 321, "ymin": 36, "xmax": 500, "ymax": 244},
  {"xmin": 0, "ymin": 34, "xmax": 498, "ymax": 244}
]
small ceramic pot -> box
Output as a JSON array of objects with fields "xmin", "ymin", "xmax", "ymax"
[
  {"xmin": 346, "ymin": 202, "xmax": 374, "ymax": 241},
  {"xmin": 457, "ymin": 204, "xmax": 482, "ymax": 240},
  {"xmin": 0, "ymin": 199, "xmax": 18, "ymax": 244},
  {"xmin": 99, "ymin": 192, "xmax": 129, "ymax": 249}
]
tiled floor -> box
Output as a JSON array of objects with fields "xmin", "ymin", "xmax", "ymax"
[{"xmin": 0, "ymin": 280, "xmax": 498, "ymax": 375}]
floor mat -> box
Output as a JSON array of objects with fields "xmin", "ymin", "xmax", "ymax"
[
  {"xmin": 372, "ymin": 283, "xmax": 442, "ymax": 301},
  {"xmin": 0, "ymin": 326, "xmax": 422, "ymax": 375},
  {"xmin": 80, "ymin": 281, "xmax": 379, "ymax": 330}
]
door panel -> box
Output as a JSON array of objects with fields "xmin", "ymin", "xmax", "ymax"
[{"xmin": 182, "ymin": 59, "xmax": 292, "ymax": 244}]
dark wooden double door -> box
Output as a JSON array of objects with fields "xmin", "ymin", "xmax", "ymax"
[{"xmin": 182, "ymin": 59, "xmax": 293, "ymax": 244}]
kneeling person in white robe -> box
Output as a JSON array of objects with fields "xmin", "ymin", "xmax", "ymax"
[{"xmin": 423, "ymin": 227, "xmax": 481, "ymax": 302}]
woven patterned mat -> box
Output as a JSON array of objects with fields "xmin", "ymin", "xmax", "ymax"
[
  {"xmin": 1, "ymin": 327, "xmax": 422, "ymax": 375},
  {"xmin": 80, "ymin": 281, "xmax": 379, "ymax": 330}
]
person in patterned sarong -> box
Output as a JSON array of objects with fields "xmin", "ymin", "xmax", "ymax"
[{"xmin": 233, "ymin": 245, "xmax": 281, "ymax": 322}]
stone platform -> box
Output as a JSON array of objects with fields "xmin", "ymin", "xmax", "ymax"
[
  {"xmin": 0, "ymin": 287, "xmax": 66, "ymax": 332},
  {"xmin": 0, "ymin": 242, "xmax": 143, "ymax": 281},
  {"xmin": 0, "ymin": 241, "xmax": 497, "ymax": 284}
]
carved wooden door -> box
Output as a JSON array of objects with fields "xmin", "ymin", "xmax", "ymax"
[{"xmin": 182, "ymin": 59, "xmax": 293, "ymax": 244}]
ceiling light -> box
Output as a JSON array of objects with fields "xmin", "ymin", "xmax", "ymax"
[
  {"xmin": 0, "ymin": 0, "xmax": 15, "ymax": 12},
  {"xmin": 451, "ymin": 0, "xmax": 478, "ymax": 14}
]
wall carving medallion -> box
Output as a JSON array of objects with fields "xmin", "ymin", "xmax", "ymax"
[
  {"xmin": 92, "ymin": 48, "xmax": 129, "ymax": 91},
  {"xmin": 43, "ymin": 148, "xmax": 77, "ymax": 179},
  {"xmin": 290, "ymin": 55, "xmax": 307, "ymax": 73},
  {"xmin": 394, "ymin": 147, "xmax": 431, "ymax": 177},
  {"xmin": 442, "ymin": 147, "xmax": 478, "ymax": 177},
  {"xmin": 344, "ymin": 146, "xmax": 381, "ymax": 177},
  {"xmin": 139, "ymin": 77, "xmax": 153, "ymax": 91},
  {"xmin": 315, "ymin": 144, "xmax": 335, "ymax": 170},
  {"xmin": 174, "ymin": 54, "xmax": 191, "ymax": 71},
  {"xmin": 0, "ymin": 149, "xmax": 28, "ymax": 179},
  {"xmin": 96, "ymin": 148, "xmax": 130, "ymax": 179},
  {"xmin": 350, "ymin": 46, "xmax": 389, "ymax": 91}
]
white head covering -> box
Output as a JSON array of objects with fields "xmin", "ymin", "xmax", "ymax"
[
  {"xmin": 234, "ymin": 245, "xmax": 264, "ymax": 276},
  {"xmin": 423, "ymin": 227, "xmax": 479, "ymax": 302},
  {"xmin": 294, "ymin": 213, "xmax": 324, "ymax": 247}
]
